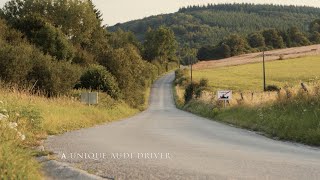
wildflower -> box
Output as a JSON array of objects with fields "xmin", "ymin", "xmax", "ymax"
[
  {"xmin": 38, "ymin": 146, "xmax": 45, "ymax": 152},
  {"xmin": 0, "ymin": 113, "xmax": 7, "ymax": 121},
  {"xmin": 17, "ymin": 131, "xmax": 26, "ymax": 141},
  {"xmin": 8, "ymin": 122, "xmax": 18, "ymax": 130}
]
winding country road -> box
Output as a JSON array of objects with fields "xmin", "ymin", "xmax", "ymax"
[{"xmin": 45, "ymin": 72, "xmax": 320, "ymax": 180}]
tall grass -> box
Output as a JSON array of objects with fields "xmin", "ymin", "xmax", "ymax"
[
  {"xmin": 216, "ymin": 88, "xmax": 320, "ymax": 145},
  {"xmin": 174, "ymin": 62, "xmax": 320, "ymax": 146},
  {"xmin": 0, "ymin": 87, "xmax": 139, "ymax": 179},
  {"xmin": 193, "ymin": 56, "xmax": 320, "ymax": 92}
]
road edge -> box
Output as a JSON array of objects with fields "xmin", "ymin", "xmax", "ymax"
[{"xmin": 38, "ymin": 157, "xmax": 105, "ymax": 180}]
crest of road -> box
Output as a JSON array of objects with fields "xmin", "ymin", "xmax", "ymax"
[{"xmin": 45, "ymin": 72, "xmax": 320, "ymax": 179}]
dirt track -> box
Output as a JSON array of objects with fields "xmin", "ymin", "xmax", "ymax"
[{"xmin": 194, "ymin": 44, "xmax": 320, "ymax": 70}]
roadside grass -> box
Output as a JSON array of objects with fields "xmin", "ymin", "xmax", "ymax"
[
  {"xmin": 181, "ymin": 90, "xmax": 320, "ymax": 146},
  {"xmin": 193, "ymin": 56, "xmax": 320, "ymax": 92},
  {"xmin": 174, "ymin": 56, "xmax": 320, "ymax": 146},
  {"xmin": 0, "ymin": 88, "xmax": 139, "ymax": 179},
  {"xmin": 216, "ymin": 92, "xmax": 320, "ymax": 145}
]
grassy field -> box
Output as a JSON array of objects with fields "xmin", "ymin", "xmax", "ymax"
[
  {"xmin": 0, "ymin": 88, "xmax": 139, "ymax": 179},
  {"xmin": 193, "ymin": 56, "xmax": 320, "ymax": 92},
  {"xmin": 174, "ymin": 54, "xmax": 320, "ymax": 146},
  {"xmin": 180, "ymin": 89, "xmax": 320, "ymax": 146}
]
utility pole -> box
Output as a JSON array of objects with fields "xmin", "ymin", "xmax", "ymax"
[
  {"xmin": 191, "ymin": 61, "xmax": 193, "ymax": 83},
  {"xmin": 189, "ymin": 56, "xmax": 193, "ymax": 83},
  {"xmin": 263, "ymin": 50, "xmax": 266, "ymax": 91}
]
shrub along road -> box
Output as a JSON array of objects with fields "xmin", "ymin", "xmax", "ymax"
[{"xmin": 45, "ymin": 72, "xmax": 320, "ymax": 179}]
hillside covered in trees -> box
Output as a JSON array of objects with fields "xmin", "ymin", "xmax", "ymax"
[
  {"xmin": 110, "ymin": 3, "xmax": 320, "ymax": 47},
  {"xmin": 0, "ymin": 0, "xmax": 178, "ymax": 109},
  {"xmin": 109, "ymin": 3, "xmax": 320, "ymax": 62}
]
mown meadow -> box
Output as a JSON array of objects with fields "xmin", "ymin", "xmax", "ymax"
[
  {"xmin": 193, "ymin": 56, "xmax": 320, "ymax": 92},
  {"xmin": 174, "ymin": 56, "xmax": 320, "ymax": 146}
]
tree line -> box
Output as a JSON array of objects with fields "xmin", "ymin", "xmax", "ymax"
[
  {"xmin": 0, "ymin": 0, "xmax": 178, "ymax": 109},
  {"xmin": 197, "ymin": 21, "xmax": 320, "ymax": 60},
  {"xmin": 109, "ymin": 3, "xmax": 320, "ymax": 63},
  {"xmin": 179, "ymin": 3, "xmax": 320, "ymax": 15}
]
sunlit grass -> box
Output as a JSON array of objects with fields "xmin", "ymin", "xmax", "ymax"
[
  {"xmin": 193, "ymin": 56, "xmax": 320, "ymax": 92},
  {"xmin": 174, "ymin": 56, "xmax": 320, "ymax": 146},
  {"xmin": 0, "ymin": 88, "xmax": 139, "ymax": 179}
]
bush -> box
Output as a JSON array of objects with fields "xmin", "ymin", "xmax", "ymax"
[
  {"xmin": 98, "ymin": 45, "xmax": 156, "ymax": 108},
  {"xmin": 77, "ymin": 65, "xmax": 121, "ymax": 99},
  {"xmin": 195, "ymin": 78, "xmax": 210, "ymax": 98},
  {"xmin": 184, "ymin": 82, "xmax": 199, "ymax": 103},
  {"xmin": 0, "ymin": 43, "xmax": 34, "ymax": 85},
  {"xmin": 266, "ymin": 85, "xmax": 280, "ymax": 92},
  {"xmin": 184, "ymin": 78, "xmax": 210, "ymax": 103},
  {"xmin": 174, "ymin": 69, "xmax": 190, "ymax": 86},
  {"xmin": 199, "ymin": 78, "xmax": 209, "ymax": 87},
  {"xmin": 27, "ymin": 54, "xmax": 82, "ymax": 97},
  {"xmin": 15, "ymin": 15, "xmax": 74, "ymax": 61},
  {"xmin": 278, "ymin": 55, "xmax": 285, "ymax": 60}
]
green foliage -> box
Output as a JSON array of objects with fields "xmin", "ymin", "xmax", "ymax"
[
  {"xmin": 72, "ymin": 48, "xmax": 95, "ymax": 65},
  {"xmin": 184, "ymin": 78, "xmax": 209, "ymax": 103},
  {"xmin": 174, "ymin": 69, "xmax": 190, "ymax": 86},
  {"xmin": 199, "ymin": 78, "xmax": 209, "ymax": 87},
  {"xmin": 223, "ymin": 34, "xmax": 249, "ymax": 56},
  {"xmin": 108, "ymin": 29, "xmax": 142, "ymax": 51},
  {"xmin": 196, "ymin": 46, "xmax": 214, "ymax": 61},
  {"xmin": 0, "ymin": 39, "xmax": 81, "ymax": 97},
  {"xmin": 265, "ymin": 85, "xmax": 280, "ymax": 92},
  {"xmin": 77, "ymin": 65, "xmax": 121, "ymax": 99},
  {"xmin": 143, "ymin": 26, "xmax": 178, "ymax": 64},
  {"xmin": 2, "ymin": 0, "xmax": 110, "ymax": 64},
  {"xmin": 197, "ymin": 44, "xmax": 231, "ymax": 61},
  {"xmin": 110, "ymin": 4, "xmax": 320, "ymax": 50},
  {"xmin": 99, "ymin": 45, "xmax": 157, "ymax": 108},
  {"xmin": 262, "ymin": 29, "xmax": 285, "ymax": 49},
  {"xmin": 27, "ymin": 56, "xmax": 82, "ymax": 97},
  {"xmin": 184, "ymin": 82, "xmax": 198, "ymax": 103},
  {"xmin": 310, "ymin": 31, "xmax": 320, "ymax": 43},
  {"xmin": 309, "ymin": 19, "xmax": 320, "ymax": 33},
  {"xmin": 286, "ymin": 27, "xmax": 310, "ymax": 47},
  {"xmin": 247, "ymin": 32, "xmax": 265, "ymax": 49},
  {"xmin": 15, "ymin": 14, "xmax": 74, "ymax": 61},
  {"xmin": 3, "ymin": 0, "xmax": 101, "ymax": 46},
  {"xmin": 179, "ymin": 47, "xmax": 198, "ymax": 65},
  {"xmin": 0, "ymin": 43, "xmax": 34, "ymax": 85}
]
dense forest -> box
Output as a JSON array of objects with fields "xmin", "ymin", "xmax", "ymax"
[
  {"xmin": 109, "ymin": 3, "xmax": 320, "ymax": 62},
  {"xmin": 0, "ymin": 0, "xmax": 178, "ymax": 109},
  {"xmin": 196, "ymin": 21, "xmax": 320, "ymax": 61}
]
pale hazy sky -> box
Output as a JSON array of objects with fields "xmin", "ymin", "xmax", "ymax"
[{"xmin": 1, "ymin": 0, "xmax": 320, "ymax": 26}]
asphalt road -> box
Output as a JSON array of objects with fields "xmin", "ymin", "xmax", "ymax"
[{"xmin": 45, "ymin": 72, "xmax": 320, "ymax": 180}]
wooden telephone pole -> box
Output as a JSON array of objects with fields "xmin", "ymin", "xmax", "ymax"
[
  {"xmin": 191, "ymin": 62, "xmax": 193, "ymax": 83},
  {"xmin": 263, "ymin": 51, "xmax": 266, "ymax": 91}
]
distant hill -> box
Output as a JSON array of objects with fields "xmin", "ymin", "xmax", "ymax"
[{"xmin": 108, "ymin": 4, "xmax": 320, "ymax": 49}]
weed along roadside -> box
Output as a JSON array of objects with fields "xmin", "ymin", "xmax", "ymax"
[
  {"xmin": 0, "ymin": 0, "xmax": 180, "ymax": 177},
  {"xmin": 0, "ymin": 66, "xmax": 175, "ymax": 179},
  {"xmin": 173, "ymin": 65, "xmax": 320, "ymax": 146},
  {"xmin": 0, "ymin": 88, "xmax": 138, "ymax": 179}
]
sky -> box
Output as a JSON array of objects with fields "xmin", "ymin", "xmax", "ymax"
[{"xmin": 1, "ymin": 0, "xmax": 320, "ymax": 26}]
